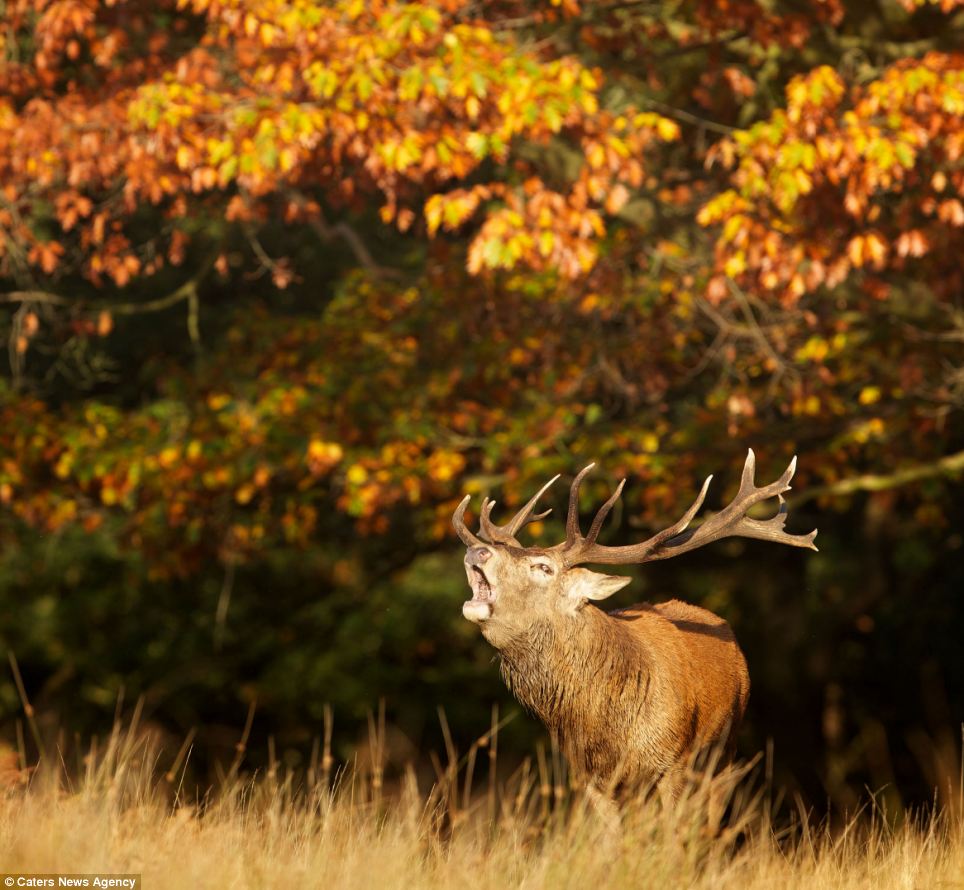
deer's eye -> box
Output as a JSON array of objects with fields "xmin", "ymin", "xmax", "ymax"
[{"xmin": 532, "ymin": 563, "xmax": 554, "ymax": 576}]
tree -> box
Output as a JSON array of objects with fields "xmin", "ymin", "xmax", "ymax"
[{"xmin": 2, "ymin": 0, "xmax": 963, "ymax": 809}]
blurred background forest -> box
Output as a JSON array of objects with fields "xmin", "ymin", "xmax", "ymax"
[{"xmin": 1, "ymin": 0, "xmax": 963, "ymax": 816}]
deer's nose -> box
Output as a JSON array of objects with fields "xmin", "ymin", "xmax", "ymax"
[{"xmin": 465, "ymin": 546, "xmax": 492, "ymax": 565}]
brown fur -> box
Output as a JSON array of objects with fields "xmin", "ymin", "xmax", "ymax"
[{"xmin": 498, "ymin": 598, "xmax": 749, "ymax": 797}]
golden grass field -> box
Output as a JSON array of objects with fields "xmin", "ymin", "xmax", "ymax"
[{"xmin": 1, "ymin": 713, "xmax": 963, "ymax": 890}]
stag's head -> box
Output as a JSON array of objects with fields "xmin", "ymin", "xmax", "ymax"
[
  {"xmin": 453, "ymin": 467, "xmax": 630, "ymax": 645},
  {"xmin": 454, "ymin": 451, "xmax": 818, "ymax": 647}
]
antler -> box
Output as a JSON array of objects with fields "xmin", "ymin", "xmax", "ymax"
[
  {"xmin": 554, "ymin": 449, "xmax": 817, "ymax": 566},
  {"xmin": 478, "ymin": 475, "xmax": 560, "ymax": 546},
  {"xmin": 452, "ymin": 475, "xmax": 560, "ymax": 548},
  {"xmin": 452, "ymin": 495, "xmax": 485, "ymax": 547}
]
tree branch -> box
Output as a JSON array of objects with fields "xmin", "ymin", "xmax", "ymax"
[
  {"xmin": 110, "ymin": 273, "xmax": 203, "ymax": 315},
  {"xmin": 642, "ymin": 99, "xmax": 735, "ymax": 136},
  {"xmin": 727, "ymin": 278, "xmax": 795, "ymax": 379},
  {"xmin": 0, "ymin": 291, "xmax": 69, "ymax": 305},
  {"xmin": 791, "ymin": 449, "xmax": 964, "ymax": 507},
  {"xmin": 653, "ymin": 30, "xmax": 747, "ymax": 61},
  {"xmin": 286, "ymin": 190, "xmax": 403, "ymax": 281},
  {"xmin": 1, "ymin": 262, "xmax": 212, "ymax": 315},
  {"xmin": 1, "ymin": 257, "xmax": 215, "ymax": 354}
]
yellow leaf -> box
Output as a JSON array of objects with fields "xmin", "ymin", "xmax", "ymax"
[
  {"xmin": 724, "ymin": 252, "xmax": 746, "ymax": 277},
  {"xmin": 847, "ymin": 236, "xmax": 865, "ymax": 267},
  {"xmin": 346, "ymin": 464, "xmax": 368, "ymax": 484},
  {"xmin": 424, "ymin": 196, "xmax": 443, "ymax": 236},
  {"xmin": 656, "ymin": 118, "xmax": 680, "ymax": 141},
  {"xmin": 158, "ymin": 446, "xmax": 180, "ymax": 469},
  {"xmin": 308, "ymin": 439, "xmax": 343, "ymax": 463},
  {"xmin": 865, "ymin": 232, "xmax": 887, "ymax": 268},
  {"xmin": 605, "ymin": 184, "xmax": 629, "ymax": 215},
  {"xmin": 55, "ymin": 453, "xmax": 73, "ymax": 480},
  {"xmin": 427, "ymin": 451, "xmax": 465, "ymax": 482}
]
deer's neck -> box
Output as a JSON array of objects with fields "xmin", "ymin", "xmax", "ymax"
[{"xmin": 497, "ymin": 606, "xmax": 651, "ymax": 740}]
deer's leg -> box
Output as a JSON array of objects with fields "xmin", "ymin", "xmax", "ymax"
[
  {"xmin": 704, "ymin": 780, "xmax": 728, "ymax": 839},
  {"xmin": 656, "ymin": 767, "xmax": 685, "ymax": 809},
  {"xmin": 703, "ymin": 731, "xmax": 738, "ymax": 838},
  {"xmin": 584, "ymin": 781, "xmax": 621, "ymax": 836},
  {"xmin": 659, "ymin": 759, "xmax": 729, "ymax": 838}
]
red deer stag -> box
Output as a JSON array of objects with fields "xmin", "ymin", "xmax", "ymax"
[{"xmin": 453, "ymin": 449, "xmax": 817, "ymax": 816}]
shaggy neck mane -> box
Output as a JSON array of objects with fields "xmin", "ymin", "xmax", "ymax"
[{"xmin": 497, "ymin": 606, "xmax": 651, "ymax": 749}]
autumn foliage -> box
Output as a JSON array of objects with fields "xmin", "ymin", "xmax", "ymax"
[{"xmin": 2, "ymin": 0, "xmax": 964, "ymax": 808}]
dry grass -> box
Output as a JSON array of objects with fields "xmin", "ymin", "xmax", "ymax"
[{"xmin": 1, "ymin": 717, "xmax": 962, "ymax": 890}]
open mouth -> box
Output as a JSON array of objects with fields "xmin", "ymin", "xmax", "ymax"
[
  {"xmin": 463, "ymin": 564, "xmax": 495, "ymax": 622},
  {"xmin": 467, "ymin": 565, "xmax": 493, "ymax": 602}
]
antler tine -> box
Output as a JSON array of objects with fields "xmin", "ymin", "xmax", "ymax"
[
  {"xmin": 565, "ymin": 464, "xmax": 596, "ymax": 544},
  {"xmin": 737, "ymin": 493, "xmax": 819, "ymax": 550},
  {"xmin": 720, "ymin": 449, "xmax": 797, "ymax": 522},
  {"xmin": 452, "ymin": 495, "xmax": 484, "ymax": 547},
  {"xmin": 552, "ymin": 467, "xmax": 627, "ymax": 559},
  {"xmin": 739, "ymin": 447, "xmax": 757, "ymax": 495},
  {"xmin": 738, "ymin": 449, "xmax": 797, "ymax": 500},
  {"xmin": 584, "ymin": 478, "xmax": 625, "ymax": 545},
  {"xmin": 647, "ymin": 473, "xmax": 714, "ymax": 547},
  {"xmin": 507, "ymin": 474, "xmax": 559, "ymax": 536},
  {"xmin": 478, "ymin": 497, "xmax": 499, "ymax": 540},
  {"xmin": 477, "ymin": 475, "xmax": 560, "ymax": 546}
]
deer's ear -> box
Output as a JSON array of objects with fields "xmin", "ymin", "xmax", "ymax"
[{"xmin": 563, "ymin": 568, "xmax": 632, "ymax": 604}]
